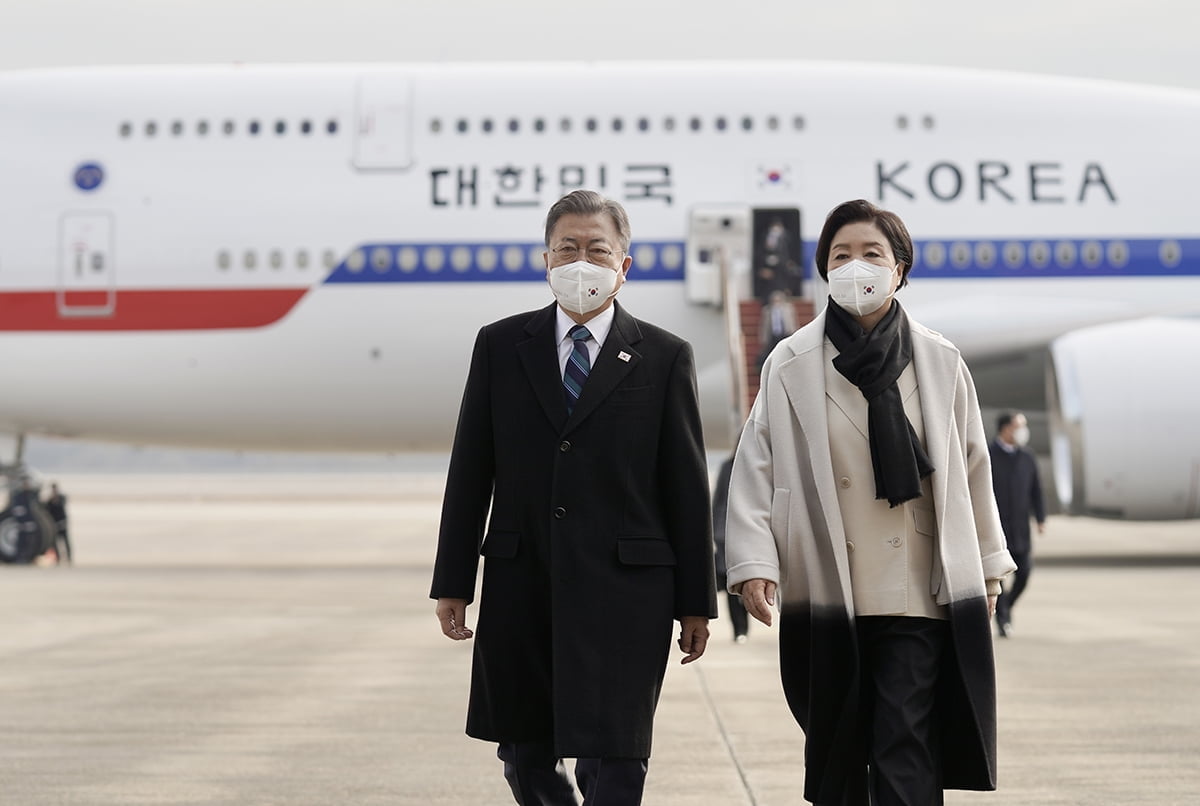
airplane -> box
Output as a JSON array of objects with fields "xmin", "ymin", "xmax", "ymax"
[{"xmin": 0, "ymin": 61, "xmax": 1198, "ymax": 523}]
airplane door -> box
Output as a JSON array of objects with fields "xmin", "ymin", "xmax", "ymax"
[
  {"xmin": 353, "ymin": 74, "xmax": 413, "ymax": 171},
  {"xmin": 58, "ymin": 212, "xmax": 115, "ymax": 318},
  {"xmin": 686, "ymin": 206, "xmax": 752, "ymax": 305}
]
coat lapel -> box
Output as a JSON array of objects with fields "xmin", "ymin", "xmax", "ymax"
[
  {"xmin": 516, "ymin": 303, "xmax": 568, "ymax": 433},
  {"xmin": 910, "ymin": 321, "xmax": 959, "ymax": 542},
  {"xmin": 563, "ymin": 302, "xmax": 642, "ymax": 434},
  {"xmin": 775, "ymin": 310, "xmax": 854, "ymax": 607}
]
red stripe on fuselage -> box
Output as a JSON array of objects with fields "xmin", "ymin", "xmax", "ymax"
[{"xmin": 0, "ymin": 289, "xmax": 308, "ymax": 331}]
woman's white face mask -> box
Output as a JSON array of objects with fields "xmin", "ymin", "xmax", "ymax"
[
  {"xmin": 547, "ymin": 260, "xmax": 622, "ymax": 315},
  {"xmin": 827, "ymin": 258, "xmax": 898, "ymax": 317}
]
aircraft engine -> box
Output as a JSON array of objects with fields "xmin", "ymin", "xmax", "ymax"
[{"xmin": 1047, "ymin": 318, "xmax": 1200, "ymax": 520}]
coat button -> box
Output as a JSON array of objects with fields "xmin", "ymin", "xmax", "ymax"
[
  {"xmin": 890, "ymin": 536, "xmax": 902, "ymax": 548},
  {"xmin": 559, "ymin": 441, "xmax": 571, "ymax": 452},
  {"xmin": 839, "ymin": 476, "xmax": 851, "ymax": 489},
  {"xmin": 846, "ymin": 541, "xmax": 855, "ymax": 552},
  {"xmin": 554, "ymin": 507, "xmax": 567, "ymax": 519}
]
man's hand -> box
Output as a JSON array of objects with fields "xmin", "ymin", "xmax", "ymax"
[
  {"xmin": 678, "ymin": 616, "xmax": 710, "ymax": 665},
  {"xmin": 436, "ymin": 598, "xmax": 473, "ymax": 640},
  {"xmin": 740, "ymin": 578, "xmax": 778, "ymax": 626}
]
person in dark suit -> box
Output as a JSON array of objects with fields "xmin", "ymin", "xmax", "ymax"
[
  {"xmin": 431, "ymin": 189, "xmax": 717, "ymax": 806},
  {"xmin": 711, "ymin": 454, "xmax": 749, "ymax": 642},
  {"xmin": 989, "ymin": 411, "xmax": 1046, "ymax": 637},
  {"xmin": 43, "ymin": 482, "xmax": 72, "ymax": 565}
]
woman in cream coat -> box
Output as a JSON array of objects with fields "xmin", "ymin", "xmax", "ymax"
[{"xmin": 725, "ymin": 200, "xmax": 1016, "ymax": 806}]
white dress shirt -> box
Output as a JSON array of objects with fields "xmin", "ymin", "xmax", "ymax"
[{"xmin": 555, "ymin": 304, "xmax": 615, "ymax": 376}]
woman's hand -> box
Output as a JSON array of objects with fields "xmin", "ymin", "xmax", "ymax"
[{"xmin": 740, "ymin": 578, "xmax": 778, "ymax": 626}]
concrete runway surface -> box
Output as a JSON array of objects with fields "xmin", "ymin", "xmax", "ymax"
[{"xmin": 2, "ymin": 473, "xmax": 1198, "ymax": 805}]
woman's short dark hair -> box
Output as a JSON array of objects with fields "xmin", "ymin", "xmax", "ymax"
[
  {"xmin": 544, "ymin": 190, "xmax": 632, "ymax": 253},
  {"xmin": 813, "ymin": 199, "xmax": 915, "ymax": 288}
]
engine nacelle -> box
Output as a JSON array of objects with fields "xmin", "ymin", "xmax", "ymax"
[{"xmin": 1047, "ymin": 318, "xmax": 1200, "ymax": 520}]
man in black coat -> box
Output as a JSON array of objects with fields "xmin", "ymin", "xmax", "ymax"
[
  {"xmin": 989, "ymin": 411, "xmax": 1047, "ymax": 637},
  {"xmin": 431, "ymin": 190, "xmax": 717, "ymax": 806}
]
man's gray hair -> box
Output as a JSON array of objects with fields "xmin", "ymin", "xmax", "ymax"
[{"xmin": 544, "ymin": 190, "xmax": 632, "ymax": 253}]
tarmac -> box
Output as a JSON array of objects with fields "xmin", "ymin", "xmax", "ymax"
[{"xmin": 2, "ymin": 472, "xmax": 1199, "ymax": 805}]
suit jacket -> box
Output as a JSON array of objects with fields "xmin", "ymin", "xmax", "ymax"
[
  {"xmin": 988, "ymin": 440, "xmax": 1045, "ymax": 554},
  {"xmin": 430, "ymin": 300, "xmax": 716, "ymax": 759},
  {"xmin": 725, "ymin": 308, "xmax": 1016, "ymax": 801}
]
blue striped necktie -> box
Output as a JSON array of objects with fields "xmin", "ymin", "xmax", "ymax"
[{"xmin": 563, "ymin": 324, "xmax": 592, "ymax": 415}]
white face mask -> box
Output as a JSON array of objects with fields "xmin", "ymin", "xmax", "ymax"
[
  {"xmin": 1013, "ymin": 425, "xmax": 1031, "ymax": 447},
  {"xmin": 827, "ymin": 258, "xmax": 897, "ymax": 317},
  {"xmin": 548, "ymin": 260, "xmax": 621, "ymax": 315}
]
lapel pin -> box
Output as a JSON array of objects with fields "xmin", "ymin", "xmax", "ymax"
[{"xmin": 617, "ymin": 351, "xmax": 631, "ymax": 363}]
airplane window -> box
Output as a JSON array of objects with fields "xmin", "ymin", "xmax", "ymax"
[
  {"xmin": 346, "ymin": 249, "xmax": 366, "ymax": 272},
  {"xmin": 637, "ymin": 117, "xmax": 649, "ymax": 132},
  {"xmin": 508, "ymin": 118, "xmax": 520, "ymax": 133},
  {"xmin": 715, "ymin": 117, "xmax": 727, "ymax": 132},
  {"xmin": 477, "ymin": 246, "xmax": 499, "ymax": 272},
  {"xmin": 301, "ymin": 120, "xmax": 313, "ymax": 135},
  {"xmin": 663, "ymin": 117, "xmax": 676, "ymax": 132},
  {"xmin": 741, "ymin": 116, "xmax": 753, "ymax": 131},
  {"xmin": 533, "ymin": 118, "xmax": 546, "ymax": 133},
  {"xmin": 503, "ymin": 246, "xmax": 525, "ymax": 271},
  {"xmin": 296, "ymin": 250, "xmax": 310, "ymax": 269},
  {"xmin": 793, "ymin": 115, "xmax": 805, "ymax": 131},
  {"xmin": 223, "ymin": 120, "xmax": 235, "ymax": 135},
  {"xmin": 244, "ymin": 250, "xmax": 258, "ymax": 270},
  {"xmin": 634, "ymin": 244, "xmax": 657, "ymax": 270},
  {"xmin": 451, "ymin": 246, "xmax": 472, "ymax": 272},
  {"xmin": 270, "ymin": 250, "xmax": 284, "ymax": 269},
  {"xmin": 922, "ymin": 115, "xmax": 935, "ymax": 130},
  {"xmin": 217, "ymin": 250, "xmax": 231, "ymax": 270},
  {"xmin": 424, "ymin": 246, "xmax": 446, "ymax": 272},
  {"xmin": 689, "ymin": 116, "xmax": 701, "ymax": 132},
  {"xmin": 974, "ymin": 242, "xmax": 997, "ymax": 268},
  {"xmin": 429, "ymin": 119, "xmax": 441, "ymax": 133},
  {"xmin": 1029, "ymin": 241, "xmax": 1051, "ymax": 269},
  {"xmin": 197, "ymin": 120, "xmax": 210, "ymax": 136},
  {"xmin": 1160, "ymin": 239, "xmax": 1183, "ymax": 268},
  {"xmin": 896, "ymin": 115, "xmax": 909, "ymax": 130},
  {"xmin": 145, "ymin": 121, "xmax": 158, "ymax": 137},
  {"xmin": 612, "ymin": 118, "xmax": 623, "ymax": 132},
  {"xmin": 1055, "ymin": 241, "xmax": 1077, "ymax": 268},
  {"xmin": 91, "ymin": 253, "xmax": 105, "ymax": 272},
  {"xmin": 119, "ymin": 122, "xmax": 132, "ymax": 138},
  {"xmin": 560, "ymin": 117, "xmax": 572, "ymax": 133},
  {"xmin": 171, "ymin": 121, "xmax": 184, "ymax": 136},
  {"xmin": 398, "ymin": 246, "xmax": 420, "ymax": 272},
  {"xmin": 249, "ymin": 120, "xmax": 261, "ymax": 136},
  {"xmin": 322, "ymin": 249, "xmax": 338, "ymax": 270},
  {"xmin": 923, "ymin": 242, "xmax": 946, "ymax": 269},
  {"xmin": 1107, "ymin": 241, "xmax": 1129, "ymax": 268},
  {"xmin": 766, "ymin": 116, "xmax": 779, "ymax": 131},
  {"xmin": 327, "ymin": 119, "xmax": 339, "ymax": 135},
  {"xmin": 527, "ymin": 246, "xmax": 543, "ymax": 269},
  {"xmin": 371, "ymin": 247, "xmax": 391, "ymax": 272},
  {"xmin": 1081, "ymin": 241, "xmax": 1103, "ymax": 268},
  {"xmin": 950, "ymin": 242, "xmax": 971, "ymax": 268},
  {"xmin": 275, "ymin": 120, "xmax": 286, "ymax": 135},
  {"xmin": 456, "ymin": 119, "xmax": 468, "ymax": 134},
  {"xmin": 482, "ymin": 119, "xmax": 494, "ymax": 133},
  {"xmin": 586, "ymin": 118, "xmax": 598, "ymax": 133},
  {"xmin": 910, "ymin": 243, "xmax": 921, "ymax": 268},
  {"xmin": 660, "ymin": 244, "xmax": 684, "ymax": 271},
  {"xmin": 1003, "ymin": 242, "xmax": 1024, "ymax": 268}
]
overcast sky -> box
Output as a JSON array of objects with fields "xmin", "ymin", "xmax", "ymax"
[{"xmin": 2, "ymin": 0, "xmax": 1198, "ymax": 91}]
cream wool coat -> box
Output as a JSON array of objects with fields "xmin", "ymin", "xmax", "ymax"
[{"xmin": 725, "ymin": 307, "xmax": 1016, "ymax": 802}]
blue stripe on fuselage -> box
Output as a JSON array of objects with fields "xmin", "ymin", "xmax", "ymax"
[{"xmin": 322, "ymin": 237, "xmax": 1200, "ymax": 283}]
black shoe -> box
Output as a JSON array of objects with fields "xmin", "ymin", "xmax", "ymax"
[{"xmin": 997, "ymin": 620, "xmax": 1012, "ymax": 638}]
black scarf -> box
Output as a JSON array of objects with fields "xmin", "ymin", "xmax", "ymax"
[{"xmin": 825, "ymin": 298, "xmax": 935, "ymax": 507}]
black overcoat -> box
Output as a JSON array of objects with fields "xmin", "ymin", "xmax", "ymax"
[
  {"xmin": 430, "ymin": 301, "xmax": 717, "ymax": 759},
  {"xmin": 987, "ymin": 441, "xmax": 1045, "ymax": 554}
]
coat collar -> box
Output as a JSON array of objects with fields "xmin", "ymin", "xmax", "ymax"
[{"xmin": 516, "ymin": 301, "xmax": 643, "ymax": 435}]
